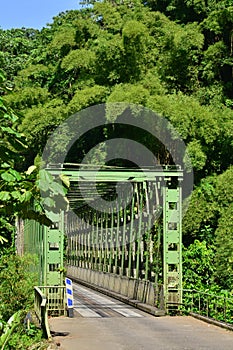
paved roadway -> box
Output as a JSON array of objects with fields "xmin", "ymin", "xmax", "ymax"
[{"xmin": 49, "ymin": 282, "xmax": 233, "ymax": 350}]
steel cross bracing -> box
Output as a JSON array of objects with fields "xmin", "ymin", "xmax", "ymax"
[{"xmin": 45, "ymin": 164, "xmax": 183, "ymax": 311}]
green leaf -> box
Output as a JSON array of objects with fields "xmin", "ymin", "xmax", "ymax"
[
  {"xmin": 1, "ymin": 170, "xmax": 22, "ymax": 182},
  {"xmin": 9, "ymin": 169, "xmax": 22, "ymax": 181},
  {"xmin": 11, "ymin": 191, "xmax": 22, "ymax": 200},
  {"xmin": 59, "ymin": 174, "xmax": 70, "ymax": 188},
  {"xmin": 42, "ymin": 197, "xmax": 55, "ymax": 208},
  {"xmin": 20, "ymin": 191, "xmax": 32, "ymax": 202},
  {"xmin": 37, "ymin": 169, "xmax": 54, "ymax": 192},
  {"xmin": 8, "ymin": 136, "xmax": 27, "ymax": 152},
  {"xmin": 0, "ymin": 191, "xmax": 11, "ymax": 201},
  {"xmin": 26, "ymin": 165, "xmax": 37, "ymax": 175},
  {"xmin": 37, "ymin": 179, "xmax": 50, "ymax": 192},
  {"xmin": 0, "ymin": 126, "xmax": 22, "ymax": 137},
  {"xmin": 0, "ymin": 70, "xmax": 5, "ymax": 82},
  {"xmin": 0, "ymin": 235, "xmax": 8, "ymax": 244},
  {"xmin": 39, "ymin": 169, "xmax": 53, "ymax": 184},
  {"xmin": 0, "ymin": 145, "xmax": 19, "ymax": 161},
  {"xmin": 1, "ymin": 172, "xmax": 15, "ymax": 182},
  {"xmin": 1, "ymin": 163, "xmax": 10, "ymax": 168},
  {"xmin": 50, "ymin": 181, "xmax": 66, "ymax": 196}
]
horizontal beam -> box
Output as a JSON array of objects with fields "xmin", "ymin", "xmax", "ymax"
[{"xmin": 46, "ymin": 166, "xmax": 183, "ymax": 183}]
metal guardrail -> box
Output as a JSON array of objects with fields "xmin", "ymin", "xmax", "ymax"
[
  {"xmin": 182, "ymin": 289, "xmax": 233, "ymax": 325},
  {"xmin": 38, "ymin": 286, "xmax": 66, "ymax": 317},
  {"xmin": 34, "ymin": 287, "xmax": 51, "ymax": 340}
]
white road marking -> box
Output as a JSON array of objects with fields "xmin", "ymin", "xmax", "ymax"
[
  {"xmin": 73, "ymin": 299, "xmax": 102, "ymax": 318},
  {"xmin": 73, "ymin": 284, "xmax": 143, "ymax": 318}
]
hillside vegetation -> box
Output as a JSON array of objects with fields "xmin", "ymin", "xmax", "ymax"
[{"xmin": 0, "ymin": 0, "xmax": 233, "ymax": 295}]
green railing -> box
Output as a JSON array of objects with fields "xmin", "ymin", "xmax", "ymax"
[
  {"xmin": 34, "ymin": 287, "xmax": 51, "ymax": 340},
  {"xmin": 38, "ymin": 286, "xmax": 66, "ymax": 317},
  {"xmin": 183, "ymin": 289, "xmax": 233, "ymax": 325}
]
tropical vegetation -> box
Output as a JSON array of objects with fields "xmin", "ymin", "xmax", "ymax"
[{"xmin": 0, "ymin": 0, "xmax": 233, "ymax": 341}]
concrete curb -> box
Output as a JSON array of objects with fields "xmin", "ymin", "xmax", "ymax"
[
  {"xmin": 67, "ymin": 275, "xmax": 165, "ymax": 316},
  {"xmin": 189, "ymin": 312, "xmax": 233, "ymax": 332}
]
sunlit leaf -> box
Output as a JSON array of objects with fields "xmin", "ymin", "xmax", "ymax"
[
  {"xmin": 59, "ymin": 174, "xmax": 70, "ymax": 188},
  {"xmin": 1, "ymin": 172, "xmax": 15, "ymax": 182},
  {"xmin": 11, "ymin": 191, "xmax": 22, "ymax": 200},
  {"xmin": 0, "ymin": 191, "xmax": 11, "ymax": 201},
  {"xmin": 20, "ymin": 191, "xmax": 32, "ymax": 202},
  {"xmin": 26, "ymin": 165, "xmax": 37, "ymax": 175},
  {"xmin": 0, "ymin": 235, "xmax": 8, "ymax": 244},
  {"xmin": 9, "ymin": 169, "xmax": 22, "ymax": 181}
]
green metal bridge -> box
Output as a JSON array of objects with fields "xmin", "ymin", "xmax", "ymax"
[
  {"xmin": 20, "ymin": 164, "xmax": 182, "ymax": 310},
  {"xmin": 18, "ymin": 163, "xmax": 233, "ymax": 329}
]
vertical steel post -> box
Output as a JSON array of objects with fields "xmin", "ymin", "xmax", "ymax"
[
  {"xmin": 109, "ymin": 210, "xmax": 114, "ymax": 273},
  {"xmin": 43, "ymin": 211, "xmax": 64, "ymax": 286},
  {"xmin": 115, "ymin": 206, "xmax": 120, "ymax": 274},
  {"xmin": 136, "ymin": 183, "xmax": 143, "ymax": 279},
  {"xmin": 163, "ymin": 178, "xmax": 182, "ymax": 312},
  {"xmin": 121, "ymin": 206, "xmax": 127, "ymax": 275},
  {"xmin": 128, "ymin": 183, "xmax": 135, "ymax": 278}
]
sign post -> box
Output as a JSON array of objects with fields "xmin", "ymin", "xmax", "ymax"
[{"xmin": 65, "ymin": 277, "xmax": 74, "ymax": 318}]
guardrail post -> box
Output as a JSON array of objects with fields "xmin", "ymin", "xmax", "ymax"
[
  {"xmin": 224, "ymin": 297, "xmax": 226, "ymax": 322},
  {"xmin": 34, "ymin": 287, "xmax": 51, "ymax": 340},
  {"xmin": 183, "ymin": 289, "xmax": 233, "ymax": 327}
]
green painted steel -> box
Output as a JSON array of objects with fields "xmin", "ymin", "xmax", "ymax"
[
  {"xmin": 34, "ymin": 287, "xmax": 52, "ymax": 339},
  {"xmin": 45, "ymin": 212, "xmax": 64, "ymax": 286},
  {"xmin": 23, "ymin": 218, "xmax": 45, "ymax": 285},
  {"xmin": 23, "ymin": 211, "xmax": 64, "ymax": 286},
  {"xmin": 46, "ymin": 164, "xmax": 183, "ymax": 311},
  {"xmin": 22, "ymin": 164, "xmax": 183, "ymax": 312},
  {"xmin": 163, "ymin": 182, "xmax": 182, "ymax": 311},
  {"xmin": 48, "ymin": 166, "xmax": 183, "ymax": 182}
]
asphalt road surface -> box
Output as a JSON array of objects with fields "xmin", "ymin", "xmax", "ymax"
[{"xmin": 49, "ymin": 283, "xmax": 233, "ymax": 350}]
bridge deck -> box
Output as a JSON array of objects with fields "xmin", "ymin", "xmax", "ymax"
[{"xmin": 49, "ymin": 282, "xmax": 233, "ymax": 350}]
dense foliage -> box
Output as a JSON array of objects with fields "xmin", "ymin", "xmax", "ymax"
[
  {"xmin": 0, "ymin": 69, "xmax": 67, "ymax": 347},
  {"xmin": 0, "ymin": 252, "xmax": 47, "ymax": 349},
  {"xmin": 0, "ymin": 253, "xmax": 36, "ymax": 321},
  {"xmin": 0, "ymin": 0, "xmax": 232, "ymax": 300}
]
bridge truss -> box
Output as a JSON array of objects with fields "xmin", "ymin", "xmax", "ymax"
[
  {"xmin": 20, "ymin": 164, "xmax": 183, "ymax": 311},
  {"xmin": 52, "ymin": 164, "xmax": 182, "ymax": 310}
]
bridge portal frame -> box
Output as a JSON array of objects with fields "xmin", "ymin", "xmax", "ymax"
[{"xmin": 46, "ymin": 164, "xmax": 183, "ymax": 311}]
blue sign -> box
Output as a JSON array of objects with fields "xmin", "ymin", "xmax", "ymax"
[{"xmin": 65, "ymin": 278, "xmax": 73, "ymax": 309}]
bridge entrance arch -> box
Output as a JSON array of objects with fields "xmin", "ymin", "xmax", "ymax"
[
  {"xmin": 20, "ymin": 163, "xmax": 183, "ymax": 312},
  {"xmin": 50, "ymin": 164, "xmax": 182, "ymax": 311}
]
